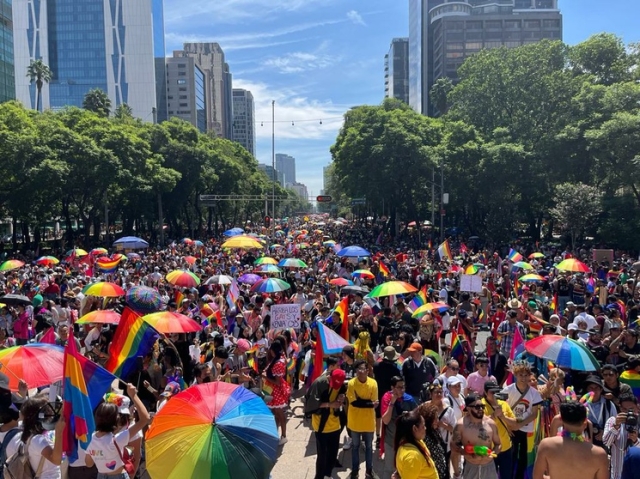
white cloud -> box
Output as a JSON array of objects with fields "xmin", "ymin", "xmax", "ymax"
[
  {"xmin": 263, "ymin": 52, "xmax": 335, "ymax": 74},
  {"xmin": 234, "ymin": 79, "xmax": 346, "ymax": 142},
  {"xmin": 346, "ymin": 10, "xmax": 366, "ymax": 26}
]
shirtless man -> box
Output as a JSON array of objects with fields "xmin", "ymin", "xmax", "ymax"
[
  {"xmin": 533, "ymin": 401, "xmax": 609, "ymax": 479},
  {"xmin": 451, "ymin": 393, "xmax": 501, "ymax": 479}
]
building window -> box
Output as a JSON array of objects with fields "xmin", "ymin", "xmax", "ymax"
[
  {"xmin": 447, "ymin": 42, "xmax": 464, "ymax": 50},
  {"xmin": 178, "ymin": 72, "xmax": 186, "ymax": 76},
  {"xmin": 178, "ymin": 64, "xmax": 186, "ymax": 68},
  {"xmin": 466, "ymin": 21, "xmax": 482, "ymax": 30},
  {"xmin": 167, "ymin": 96, "xmax": 173, "ymax": 99},
  {"xmin": 446, "ymin": 52, "xmax": 464, "ymax": 59},
  {"xmin": 486, "ymin": 21, "xmax": 501, "ymax": 30},
  {"xmin": 504, "ymin": 41, "xmax": 522, "ymax": 48},
  {"xmin": 543, "ymin": 19, "xmax": 560, "ymax": 28},
  {"xmin": 524, "ymin": 20, "xmax": 541, "ymax": 29},
  {"xmin": 179, "ymin": 103, "xmax": 188, "ymax": 107},
  {"xmin": 484, "ymin": 41, "xmax": 502, "ymax": 49},
  {"xmin": 466, "ymin": 32, "xmax": 482, "ymax": 40},
  {"xmin": 179, "ymin": 95, "xmax": 188, "ymax": 99},
  {"xmin": 505, "ymin": 20, "xmax": 521, "ymax": 29},
  {"xmin": 179, "ymin": 87, "xmax": 187, "ymax": 91},
  {"xmin": 177, "ymin": 79, "xmax": 186, "ymax": 84},
  {"xmin": 466, "ymin": 42, "xmax": 482, "ymax": 50}
]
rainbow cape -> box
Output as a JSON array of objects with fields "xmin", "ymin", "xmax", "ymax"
[
  {"xmin": 63, "ymin": 330, "xmax": 116, "ymax": 462},
  {"xmin": 620, "ymin": 370, "xmax": 640, "ymax": 400},
  {"xmin": 438, "ymin": 240, "xmax": 452, "ymax": 261},
  {"xmin": 104, "ymin": 306, "xmax": 159, "ymax": 379}
]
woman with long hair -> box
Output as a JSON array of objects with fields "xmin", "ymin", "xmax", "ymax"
[
  {"xmin": 20, "ymin": 395, "xmax": 65, "ymax": 479},
  {"xmin": 416, "ymin": 402, "xmax": 450, "ymax": 479},
  {"xmin": 264, "ymin": 341, "xmax": 290, "ymax": 445},
  {"xmin": 85, "ymin": 384, "xmax": 150, "ymax": 479},
  {"xmin": 393, "ymin": 410, "xmax": 438, "ymax": 479},
  {"xmin": 425, "ymin": 379, "xmax": 456, "ymax": 475}
]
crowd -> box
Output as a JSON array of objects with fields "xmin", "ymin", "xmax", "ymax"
[{"xmin": 0, "ymin": 216, "xmax": 638, "ymax": 479}]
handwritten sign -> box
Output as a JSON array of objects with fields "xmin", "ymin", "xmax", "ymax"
[
  {"xmin": 460, "ymin": 274, "xmax": 483, "ymax": 293},
  {"xmin": 270, "ymin": 304, "xmax": 301, "ymax": 331}
]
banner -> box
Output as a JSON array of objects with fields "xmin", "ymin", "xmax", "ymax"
[{"xmin": 270, "ymin": 304, "xmax": 301, "ymax": 330}]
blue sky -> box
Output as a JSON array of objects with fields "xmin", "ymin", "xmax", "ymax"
[{"xmin": 163, "ymin": 0, "xmax": 640, "ymax": 199}]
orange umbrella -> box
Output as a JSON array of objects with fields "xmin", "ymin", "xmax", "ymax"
[{"xmin": 141, "ymin": 312, "xmax": 202, "ymax": 333}]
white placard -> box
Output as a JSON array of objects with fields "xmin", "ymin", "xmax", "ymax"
[
  {"xmin": 460, "ymin": 274, "xmax": 483, "ymax": 293},
  {"xmin": 270, "ymin": 304, "xmax": 301, "ymax": 330}
]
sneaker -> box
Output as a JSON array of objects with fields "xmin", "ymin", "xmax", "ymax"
[
  {"xmin": 342, "ymin": 437, "xmax": 353, "ymax": 450},
  {"xmin": 278, "ymin": 436, "xmax": 288, "ymax": 446},
  {"xmin": 365, "ymin": 470, "xmax": 379, "ymax": 479}
]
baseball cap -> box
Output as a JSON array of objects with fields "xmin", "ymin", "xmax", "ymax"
[
  {"xmin": 567, "ymin": 323, "xmax": 578, "ymax": 331},
  {"xmin": 447, "ymin": 376, "xmax": 463, "ymax": 386},
  {"xmin": 484, "ymin": 380, "xmax": 502, "ymax": 393},
  {"xmin": 105, "ymin": 393, "xmax": 131, "ymax": 414},
  {"xmin": 407, "ymin": 342, "xmax": 423, "ymax": 353},
  {"xmin": 383, "ymin": 346, "xmax": 399, "ymax": 361},
  {"xmin": 458, "ymin": 309, "xmax": 468, "ymax": 318},
  {"xmin": 329, "ymin": 369, "xmax": 346, "ymax": 389},
  {"xmin": 584, "ymin": 375, "xmax": 604, "ymax": 388},
  {"xmin": 566, "ymin": 301, "xmax": 576, "ymax": 307},
  {"xmin": 161, "ymin": 381, "xmax": 181, "ymax": 397}
]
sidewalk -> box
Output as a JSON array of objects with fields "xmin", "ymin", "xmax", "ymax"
[{"xmin": 271, "ymin": 397, "xmax": 394, "ymax": 479}]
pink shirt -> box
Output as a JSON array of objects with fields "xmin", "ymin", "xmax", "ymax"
[{"xmin": 466, "ymin": 371, "xmax": 496, "ymax": 394}]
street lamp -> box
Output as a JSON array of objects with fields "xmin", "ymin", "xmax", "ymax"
[{"xmin": 271, "ymin": 100, "xmax": 276, "ymax": 237}]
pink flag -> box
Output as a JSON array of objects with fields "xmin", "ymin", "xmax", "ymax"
[
  {"xmin": 40, "ymin": 327, "xmax": 57, "ymax": 345},
  {"xmin": 505, "ymin": 324, "xmax": 525, "ymax": 385}
]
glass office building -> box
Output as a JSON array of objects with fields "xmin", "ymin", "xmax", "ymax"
[
  {"xmin": 13, "ymin": 0, "xmax": 158, "ymax": 119},
  {"xmin": 0, "ymin": 0, "xmax": 14, "ymax": 103},
  {"xmin": 195, "ymin": 65, "xmax": 206, "ymax": 133}
]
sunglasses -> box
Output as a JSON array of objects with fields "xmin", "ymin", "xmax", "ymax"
[{"xmin": 468, "ymin": 404, "xmax": 484, "ymax": 410}]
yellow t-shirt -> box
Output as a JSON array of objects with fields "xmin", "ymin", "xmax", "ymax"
[
  {"xmin": 482, "ymin": 398, "xmax": 514, "ymax": 452},
  {"xmin": 396, "ymin": 441, "xmax": 439, "ymax": 479},
  {"xmin": 346, "ymin": 377, "xmax": 378, "ymax": 433},
  {"xmin": 312, "ymin": 388, "xmax": 341, "ymax": 434}
]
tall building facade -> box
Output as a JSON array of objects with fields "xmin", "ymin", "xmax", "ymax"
[
  {"xmin": 288, "ymin": 182, "xmax": 308, "ymax": 202},
  {"xmin": 152, "ymin": 0, "xmax": 167, "ymax": 123},
  {"xmin": 166, "ymin": 54, "xmax": 206, "ymax": 132},
  {"xmin": 258, "ymin": 164, "xmax": 284, "ymax": 186},
  {"xmin": 384, "ymin": 38, "xmax": 409, "ymax": 104},
  {"xmin": 0, "ymin": 0, "xmax": 14, "ymax": 103},
  {"xmin": 231, "ymin": 89, "xmax": 255, "ymax": 156},
  {"xmin": 409, "ymin": 0, "xmax": 562, "ymax": 116},
  {"xmin": 180, "ymin": 43, "xmax": 233, "ymax": 138},
  {"xmin": 13, "ymin": 0, "xmax": 160, "ymax": 120},
  {"xmin": 276, "ymin": 153, "xmax": 296, "ymax": 187}
]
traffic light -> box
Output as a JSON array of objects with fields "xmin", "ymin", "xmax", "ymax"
[{"xmin": 265, "ymin": 216, "xmax": 271, "ymax": 227}]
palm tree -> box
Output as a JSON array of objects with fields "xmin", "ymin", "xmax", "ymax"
[
  {"xmin": 26, "ymin": 59, "xmax": 52, "ymax": 112},
  {"xmin": 82, "ymin": 88, "xmax": 112, "ymax": 118}
]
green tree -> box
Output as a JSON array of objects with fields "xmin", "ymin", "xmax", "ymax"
[
  {"xmin": 569, "ymin": 33, "xmax": 631, "ymax": 85},
  {"xmin": 550, "ymin": 182, "xmax": 602, "ymax": 249},
  {"xmin": 26, "ymin": 59, "xmax": 52, "ymax": 112},
  {"xmin": 82, "ymin": 89, "xmax": 112, "ymax": 117},
  {"xmin": 114, "ymin": 103, "xmax": 133, "ymax": 121},
  {"xmin": 430, "ymin": 77, "xmax": 453, "ymax": 116}
]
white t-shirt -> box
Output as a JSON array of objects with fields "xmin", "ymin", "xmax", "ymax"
[
  {"xmin": 501, "ymin": 384, "xmax": 543, "ymax": 433},
  {"xmin": 0, "ymin": 427, "xmax": 21, "ymax": 462},
  {"xmin": 28, "ymin": 434, "xmax": 61, "ymax": 479},
  {"xmin": 86, "ymin": 430, "xmax": 130, "ymax": 473}
]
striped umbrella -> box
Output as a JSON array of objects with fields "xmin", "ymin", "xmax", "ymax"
[
  {"xmin": 524, "ymin": 335, "xmax": 599, "ymax": 371},
  {"xmin": 166, "ymin": 270, "xmax": 200, "ymax": 287},
  {"xmin": 250, "ymin": 278, "xmax": 291, "ymax": 293},
  {"xmin": 278, "ymin": 258, "xmax": 308, "ymax": 268}
]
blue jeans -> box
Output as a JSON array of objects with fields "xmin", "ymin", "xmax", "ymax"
[
  {"xmin": 495, "ymin": 448, "xmax": 513, "ymax": 479},
  {"xmin": 351, "ymin": 431, "xmax": 374, "ymax": 473}
]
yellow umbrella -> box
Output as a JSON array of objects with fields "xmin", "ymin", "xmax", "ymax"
[{"xmin": 221, "ymin": 235, "xmax": 264, "ymax": 249}]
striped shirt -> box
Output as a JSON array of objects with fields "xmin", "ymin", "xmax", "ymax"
[{"xmin": 604, "ymin": 415, "xmax": 640, "ymax": 479}]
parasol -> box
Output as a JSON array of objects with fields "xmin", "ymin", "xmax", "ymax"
[
  {"xmin": 82, "ymin": 282, "xmax": 125, "ymax": 297},
  {"xmin": 166, "ymin": 270, "xmax": 201, "ymax": 288},
  {"xmin": 141, "ymin": 311, "xmax": 202, "ymax": 334},
  {"xmin": 126, "ymin": 286, "xmax": 163, "ymax": 313},
  {"xmin": 366, "ymin": 281, "xmax": 418, "ymax": 298},
  {"xmin": 250, "ymin": 278, "xmax": 291, "ymax": 293},
  {"xmin": 76, "ymin": 310, "xmax": 121, "ymax": 325},
  {"xmin": 0, "ymin": 344, "xmax": 64, "ymax": 390},
  {"xmin": 524, "ymin": 335, "xmax": 599, "ymax": 371}
]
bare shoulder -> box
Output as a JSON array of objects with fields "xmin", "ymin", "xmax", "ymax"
[
  {"xmin": 538, "ymin": 437, "xmax": 560, "ymax": 449},
  {"xmin": 485, "ymin": 416, "xmax": 497, "ymax": 428}
]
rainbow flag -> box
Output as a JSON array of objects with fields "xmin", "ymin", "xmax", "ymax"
[
  {"xmin": 226, "ymin": 280, "xmax": 240, "ymax": 309},
  {"xmin": 477, "ymin": 308, "xmax": 486, "ymax": 325},
  {"xmin": 620, "ymin": 371, "xmax": 640, "ymax": 400},
  {"xmin": 450, "ymin": 329, "xmax": 464, "ymax": 361},
  {"xmin": 262, "ymin": 377, "xmax": 277, "ymax": 396},
  {"xmin": 408, "ymin": 286, "xmax": 428, "ymax": 313},
  {"xmin": 335, "ymin": 296, "xmax": 350, "ymax": 341},
  {"xmin": 379, "ymin": 262, "xmax": 390, "ymax": 277},
  {"xmin": 437, "ymin": 240, "xmax": 452, "ymax": 261},
  {"xmin": 174, "ymin": 290, "xmax": 185, "ymax": 307},
  {"xmin": 617, "ymin": 299, "xmax": 627, "ymax": 323},
  {"xmin": 104, "ymin": 307, "xmax": 159, "ymax": 379},
  {"xmin": 550, "ymin": 293, "xmax": 558, "ymax": 314},
  {"xmin": 508, "ymin": 248, "xmax": 524, "ymax": 263},
  {"xmin": 63, "ymin": 329, "xmax": 116, "ymax": 462},
  {"xmin": 96, "ymin": 258, "xmax": 120, "ymax": 273}
]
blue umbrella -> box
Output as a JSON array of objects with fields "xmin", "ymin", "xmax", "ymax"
[
  {"xmin": 336, "ymin": 245, "xmax": 371, "ymax": 257},
  {"xmin": 125, "ymin": 286, "xmax": 162, "ymax": 314},
  {"xmin": 224, "ymin": 227, "xmax": 245, "ymax": 237},
  {"xmin": 250, "ymin": 278, "xmax": 291, "ymax": 293},
  {"xmin": 113, "ymin": 236, "xmax": 149, "ymax": 249}
]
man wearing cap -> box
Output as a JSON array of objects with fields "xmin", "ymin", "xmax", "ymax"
[
  {"xmin": 584, "ymin": 374, "xmax": 617, "ymax": 448},
  {"xmin": 156, "ymin": 381, "xmax": 180, "ymax": 413},
  {"xmin": 308, "ymin": 369, "xmax": 347, "ymax": 479},
  {"xmin": 482, "ymin": 380, "xmax": 518, "ymax": 479},
  {"xmin": 438, "ymin": 359, "xmax": 468, "ymax": 397},
  {"xmin": 402, "ymin": 342, "xmax": 437, "ymax": 404}
]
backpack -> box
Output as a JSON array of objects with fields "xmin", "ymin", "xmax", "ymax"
[
  {"xmin": 0, "ymin": 429, "xmax": 20, "ymax": 477},
  {"xmin": 4, "ymin": 436, "xmax": 45, "ymax": 479}
]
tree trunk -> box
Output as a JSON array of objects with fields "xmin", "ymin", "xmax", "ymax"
[
  {"xmin": 21, "ymin": 221, "xmax": 31, "ymax": 250},
  {"xmin": 157, "ymin": 192, "xmax": 164, "ymax": 248}
]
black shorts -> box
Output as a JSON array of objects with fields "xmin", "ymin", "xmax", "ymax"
[
  {"xmin": 440, "ymin": 329, "xmax": 450, "ymax": 337},
  {"xmin": 375, "ymin": 402, "xmax": 382, "ymax": 418}
]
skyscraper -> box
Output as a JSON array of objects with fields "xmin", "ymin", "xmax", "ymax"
[
  {"xmin": 385, "ymin": 38, "xmax": 409, "ymax": 104},
  {"xmin": 152, "ymin": 0, "xmax": 167, "ymax": 123},
  {"xmin": 258, "ymin": 164, "xmax": 284, "ymax": 186},
  {"xmin": 276, "ymin": 154, "xmax": 296, "ymax": 187},
  {"xmin": 232, "ymin": 89, "xmax": 255, "ymax": 156},
  {"xmin": 0, "ymin": 0, "xmax": 14, "ymax": 103},
  {"xmin": 166, "ymin": 54, "xmax": 206, "ymax": 133},
  {"xmin": 409, "ymin": 0, "xmax": 562, "ymax": 116},
  {"xmin": 13, "ymin": 0, "xmax": 160, "ymax": 119},
  {"xmin": 180, "ymin": 43, "xmax": 233, "ymax": 138}
]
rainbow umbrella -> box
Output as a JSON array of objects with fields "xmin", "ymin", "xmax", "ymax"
[
  {"xmin": 330, "ymin": 278, "xmax": 354, "ymax": 287},
  {"xmin": 182, "ymin": 237, "xmax": 194, "ymax": 245},
  {"xmin": 524, "ymin": 336, "xmax": 599, "ymax": 371},
  {"xmin": 254, "ymin": 257, "xmax": 278, "ymax": 265},
  {"xmin": 90, "ymin": 247, "xmax": 108, "ymax": 256},
  {"xmin": 323, "ymin": 240, "xmax": 336, "ymax": 246},
  {"xmin": 65, "ymin": 249, "xmax": 88, "ymax": 257},
  {"xmin": 193, "ymin": 240, "xmax": 204, "ymax": 248},
  {"xmin": 278, "ymin": 258, "xmax": 308, "ymax": 268},
  {"xmin": 412, "ymin": 302, "xmax": 450, "ymax": 318},
  {"xmin": 141, "ymin": 312, "xmax": 202, "ymax": 334},
  {"xmin": 111, "ymin": 253, "xmax": 126, "ymax": 263},
  {"xmin": 222, "ymin": 236, "xmax": 264, "ymax": 249},
  {"xmin": 352, "ymin": 269, "xmax": 375, "ymax": 280},
  {"xmin": 250, "ymin": 278, "xmax": 291, "ymax": 293},
  {"xmin": 76, "ymin": 310, "xmax": 121, "ymax": 325},
  {"xmin": 464, "ymin": 264, "xmax": 481, "ymax": 275},
  {"xmin": 528, "ymin": 252, "xmax": 545, "ymax": 259},
  {"xmin": 36, "ymin": 256, "xmax": 59, "ymax": 266},
  {"xmin": 519, "ymin": 273, "xmax": 546, "ymax": 282},
  {"xmin": 556, "ymin": 258, "xmax": 590, "ymax": 273},
  {"xmin": 424, "ymin": 349, "xmax": 443, "ymax": 368},
  {"xmin": 166, "ymin": 270, "xmax": 201, "ymax": 287},
  {"xmin": 146, "ymin": 382, "xmax": 278, "ymax": 479},
  {"xmin": 0, "ymin": 344, "xmax": 64, "ymax": 391},
  {"xmin": 254, "ymin": 264, "xmax": 282, "ymax": 274},
  {"xmin": 82, "ymin": 282, "xmax": 125, "ymax": 297},
  {"xmin": 238, "ymin": 273, "xmax": 262, "ymax": 285},
  {"xmin": 184, "ymin": 255, "xmax": 197, "ymax": 265},
  {"xmin": 125, "ymin": 286, "xmax": 162, "ymax": 313},
  {"xmin": 367, "ymin": 281, "xmax": 417, "ymax": 298},
  {"xmin": 512, "ymin": 261, "xmax": 534, "ymax": 270},
  {"xmin": 0, "ymin": 260, "xmax": 24, "ymax": 271}
]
